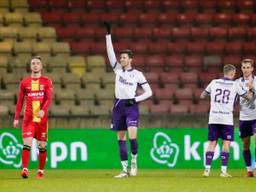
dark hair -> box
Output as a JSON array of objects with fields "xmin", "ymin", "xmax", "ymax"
[
  {"xmin": 120, "ymin": 49, "xmax": 134, "ymax": 58},
  {"xmin": 241, "ymin": 58, "xmax": 254, "ymax": 67}
]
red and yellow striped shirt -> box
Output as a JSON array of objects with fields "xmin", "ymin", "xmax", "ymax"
[{"xmin": 14, "ymin": 76, "xmax": 53, "ymax": 123}]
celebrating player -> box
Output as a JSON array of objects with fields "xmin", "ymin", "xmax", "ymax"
[
  {"xmin": 236, "ymin": 58, "xmax": 256, "ymax": 177},
  {"xmin": 104, "ymin": 22, "xmax": 152, "ymax": 178},
  {"xmin": 201, "ymin": 64, "xmax": 253, "ymax": 177},
  {"xmin": 13, "ymin": 56, "xmax": 53, "ymax": 179}
]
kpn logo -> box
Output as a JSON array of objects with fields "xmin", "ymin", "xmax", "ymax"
[
  {"xmin": 0, "ymin": 132, "xmax": 22, "ymax": 168},
  {"xmin": 150, "ymin": 132, "xmax": 179, "ymax": 168}
]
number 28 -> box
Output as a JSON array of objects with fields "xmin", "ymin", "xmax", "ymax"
[{"xmin": 214, "ymin": 89, "xmax": 230, "ymax": 104}]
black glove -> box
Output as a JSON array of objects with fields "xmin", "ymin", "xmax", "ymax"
[
  {"xmin": 126, "ymin": 98, "xmax": 136, "ymax": 107},
  {"xmin": 103, "ymin": 21, "xmax": 112, "ymax": 34}
]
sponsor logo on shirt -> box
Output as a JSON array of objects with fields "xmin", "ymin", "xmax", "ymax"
[
  {"xmin": 27, "ymin": 92, "xmax": 44, "ymax": 97},
  {"xmin": 212, "ymin": 110, "xmax": 230, "ymax": 115},
  {"xmin": 119, "ymin": 76, "xmax": 133, "ymax": 86}
]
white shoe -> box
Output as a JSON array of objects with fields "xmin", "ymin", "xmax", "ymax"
[
  {"xmin": 114, "ymin": 171, "xmax": 129, "ymax": 178},
  {"xmin": 130, "ymin": 162, "xmax": 137, "ymax": 176},
  {"xmin": 220, "ymin": 172, "xmax": 232, "ymax": 178},
  {"xmin": 203, "ymin": 169, "xmax": 210, "ymax": 177}
]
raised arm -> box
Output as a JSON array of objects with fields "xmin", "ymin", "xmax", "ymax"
[
  {"xmin": 104, "ymin": 21, "xmax": 120, "ymax": 71},
  {"xmin": 106, "ymin": 34, "xmax": 118, "ymax": 68}
]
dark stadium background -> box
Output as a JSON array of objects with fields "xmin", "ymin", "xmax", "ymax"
[
  {"xmin": 1, "ymin": 2, "xmax": 256, "ymax": 192},
  {"xmin": 1, "ymin": 0, "xmax": 255, "ymax": 129}
]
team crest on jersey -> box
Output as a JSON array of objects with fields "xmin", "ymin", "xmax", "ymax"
[{"xmin": 40, "ymin": 85, "xmax": 44, "ymax": 91}]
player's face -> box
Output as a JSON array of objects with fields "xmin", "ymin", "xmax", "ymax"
[
  {"xmin": 120, "ymin": 53, "xmax": 132, "ymax": 67},
  {"xmin": 30, "ymin": 58, "xmax": 42, "ymax": 73},
  {"xmin": 241, "ymin": 63, "xmax": 253, "ymax": 78}
]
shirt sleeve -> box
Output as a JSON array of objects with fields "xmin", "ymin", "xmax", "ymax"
[
  {"xmin": 41, "ymin": 79, "xmax": 53, "ymax": 113},
  {"xmin": 205, "ymin": 80, "xmax": 213, "ymax": 94},
  {"xmin": 135, "ymin": 72, "xmax": 153, "ymax": 102},
  {"xmin": 14, "ymin": 81, "xmax": 25, "ymax": 120},
  {"xmin": 106, "ymin": 34, "xmax": 122, "ymax": 73}
]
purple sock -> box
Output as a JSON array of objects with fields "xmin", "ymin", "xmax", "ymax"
[
  {"xmin": 205, "ymin": 151, "xmax": 214, "ymax": 166},
  {"xmin": 221, "ymin": 152, "xmax": 230, "ymax": 166},
  {"xmin": 130, "ymin": 139, "xmax": 138, "ymax": 155},
  {"xmin": 243, "ymin": 150, "xmax": 251, "ymax": 167},
  {"xmin": 118, "ymin": 140, "xmax": 128, "ymax": 161}
]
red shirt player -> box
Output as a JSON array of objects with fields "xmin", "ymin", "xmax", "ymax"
[{"xmin": 13, "ymin": 56, "xmax": 53, "ymax": 179}]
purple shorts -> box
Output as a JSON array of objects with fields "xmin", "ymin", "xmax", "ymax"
[
  {"xmin": 208, "ymin": 124, "xmax": 234, "ymax": 141},
  {"xmin": 239, "ymin": 120, "xmax": 256, "ymax": 138},
  {"xmin": 111, "ymin": 99, "xmax": 139, "ymax": 131}
]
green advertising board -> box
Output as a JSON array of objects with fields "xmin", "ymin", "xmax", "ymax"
[{"xmin": 0, "ymin": 128, "xmax": 253, "ymax": 169}]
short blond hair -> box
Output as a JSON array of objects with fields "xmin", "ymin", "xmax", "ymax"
[{"xmin": 223, "ymin": 64, "xmax": 236, "ymax": 75}]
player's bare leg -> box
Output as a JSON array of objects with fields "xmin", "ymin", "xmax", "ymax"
[
  {"xmin": 21, "ymin": 137, "xmax": 33, "ymax": 179},
  {"xmin": 242, "ymin": 136, "xmax": 253, "ymax": 177},
  {"xmin": 128, "ymin": 126, "xmax": 138, "ymax": 176},
  {"xmin": 203, "ymin": 140, "xmax": 217, "ymax": 177},
  {"xmin": 115, "ymin": 131, "xmax": 129, "ymax": 178},
  {"xmin": 220, "ymin": 140, "xmax": 232, "ymax": 177},
  {"xmin": 37, "ymin": 141, "xmax": 47, "ymax": 179}
]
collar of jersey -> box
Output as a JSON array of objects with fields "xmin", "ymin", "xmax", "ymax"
[
  {"xmin": 122, "ymin": 68, "xmax": 134, "ymax": 72},
  {"xmin": 241, "ymin": 75, "xmax": 255, "ymax": 82},
  {"xmin": 31, "ymin": 76, "xmax": 41, "ymax": 80},
  {"xmin": 222, "ymin": 77, "xmax": 232, "ymax": 81}
]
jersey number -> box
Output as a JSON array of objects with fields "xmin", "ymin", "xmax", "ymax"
[{"xmin": 214, "ymin": 89, "xmax": 230, "ymax": 104}]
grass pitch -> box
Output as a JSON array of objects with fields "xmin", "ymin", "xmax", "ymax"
[{"xmin": 0, "ymin": 169, "xmax": 255, "ymax": 192}]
